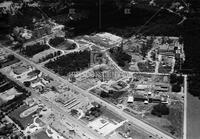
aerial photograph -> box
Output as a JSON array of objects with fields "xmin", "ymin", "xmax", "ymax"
[{"xmin": 0, "ymin": 0, "xmax": 199, "ymax": 139}]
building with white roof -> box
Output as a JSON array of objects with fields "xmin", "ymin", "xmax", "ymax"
[{"xmin": 127, "ymin": 96, "xmax": 134, "ymax": 103}]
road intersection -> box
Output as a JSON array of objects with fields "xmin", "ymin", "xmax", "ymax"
[{"xmin": 1, "ymin": 45, "xmax": 177, "ymax": 139}]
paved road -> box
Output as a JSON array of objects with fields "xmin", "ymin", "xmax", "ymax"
[
  {"xmin": 2, "ymin": 46, "xmax": 175, "ymax": 139},
  {"xmin": 0, "ymin": 66, "xmax": 103, "ymax": 139},
  {"xmin": 106, "ymin": 52, "xmax": 170, "ymax": 76},
  {"xmin": 36, "ymin": 95, "xmax": 102, "ymax": 139}
]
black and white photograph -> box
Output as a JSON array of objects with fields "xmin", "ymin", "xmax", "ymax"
[{"xmin": 0, "ymin": 0, "xmax": 199, "ymax": 139}]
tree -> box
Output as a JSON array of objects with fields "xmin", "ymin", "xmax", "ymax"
[
  {"xmin": 94, "ymin": 111, "xmax": 100, "ymax": 117},
  {"xmin": 51, "ymin": 86, "xmax": 58, "ymax": 92},
  {"xmin": 170, "ymin": 74, "xmax": 178, "ymax": 84},
  {"xmin": 7, "ymin": 55, "xmax": 15, "ymax": 61},
  {"xmin": 141, "ymin": 38, "xmax": 153, "ymax": 58},
  {"xmin": 70, "ymin": 75, "xmax": 76, "ymax": 82},
  {"xmin": 13, "ymin": 43, "xmax": 23, "ymax": 50},
  {"xmin": 0, "ymin": 123, "xmax": 13, "ymax": 136},
  {"xmin": 27, "ymin": 135, "xmax": 31, "ymax": 139},
  {"xmin": 49, "ymin": 37, "xmax": 65, "ymax": 47},
  {"xmin": 177, "ymin": 76, "xmax": 184, "ymax": 85},
  {"xmin": 70, "ymin": 109, "xmax": 78, "ymax": 116},
  {"xmin": 172, "ymin": 83, "xmax": 181, "ymax": 92},
  {"xmin": 109, "ymin": 90, "xmax": 124, "ymax": 99},
  {"xmin": 57, "ymin": 51, "xmax": 62, "ymax": 55},
  {"xmin": 45, "ymin": 50, "xmax": 91, "ymax": 76},
  {"xmin": 100, "ymin": 91, "xmax": 109, "ymax": 98},
  {"xmin": 70, "ymin": 43, "xmax": 77, "ymax": 49},
  {"xmin": 188, "ymin": 74, "xmax": 200, "ymax": 98},
  {"xmin": 151, "ymin": 103, "xmax": 169, "ymax": 117},
  {"xmin": 34, "ymin": 70, "xmax": 41, "ymax": 75},
  {"xmin": 24, "ymin": 81, "xmax": 31, "ymax": 87},
  {"xmin": 170, "ymin": 74, "xmax": 184, "ymax": 84},
  {"xmin": 109, "ymin": 47, "xmax": 132, "ymax": 67},
  {"xmin": 21, "ymin": 43, "xmax": 49, "ymax": 57}
]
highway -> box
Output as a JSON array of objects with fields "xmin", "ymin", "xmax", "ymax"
[
  {"xmin": 0, "ymin": 63, "xmax": 103, "ymax": 139},
  {"xmin": 35, "ymin": 95, "xmax": 103, "ymax": 139},
  {"xmin": 2, "ymin": 45, "xmax": 175, "ymax": 139}
]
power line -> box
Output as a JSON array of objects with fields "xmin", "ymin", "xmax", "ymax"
[
  {"xmin": 135, "ymin": 1, "xmax": 174, "ymax": 35},
  {"xmin": 181, "ymin": 0, "xmax": 189, "ymax": 9},
  {"xmin": 36, "ymin": 6, "xmax": 49, "ymax": 19},
  {"xmin": 135, "ymin": 7, "xmax": 164, "ymax": 34}
]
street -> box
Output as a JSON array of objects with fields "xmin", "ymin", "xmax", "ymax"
[
  {"xmin": 0, "ymin": 66, "xmax": 103, "ymax": 139},
  {"xmin": 2, "ymin": 45, "xmax": 176, "ymax": 139}
]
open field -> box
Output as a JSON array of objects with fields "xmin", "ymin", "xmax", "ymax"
[
  {"xmin": 144, "ymin": 101, "xmax": 184, "ymax": 138},
  {"xmin": 32, "ymin": 130, "xmax": 51, "ymax": 139}
]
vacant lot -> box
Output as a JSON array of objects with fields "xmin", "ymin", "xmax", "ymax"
[
  {"xmin": 116, "ymin": 122, "xmax": 156, "ymax": 139},
  {"xmin": 144, "ymin": 101, "xmax": 183, "ymax": 138}
]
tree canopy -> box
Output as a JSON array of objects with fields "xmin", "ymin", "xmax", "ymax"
[
  {"xmin": 21, "ymin": 43, "xmax": 49, "ymax": 57},
  {"xmin": 151, "ymin": 103, "xmax": 169, "ymax": 117},
  {"xmin": 109, "ymin": 46, "xmax": 132, "ymax": 67},
  {"xmin": 45, "ymin": 50, "xmax": 91, "ymax": 76}
]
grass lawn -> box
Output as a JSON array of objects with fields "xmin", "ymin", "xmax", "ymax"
[{"xmin": 144, "ymin": 101, "xmax": 183, "ymax": 138}]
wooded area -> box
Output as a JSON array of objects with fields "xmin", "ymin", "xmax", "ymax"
[{"xmin": 45, "ymin": 50, "xmax": 91, "ymax": 76}]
